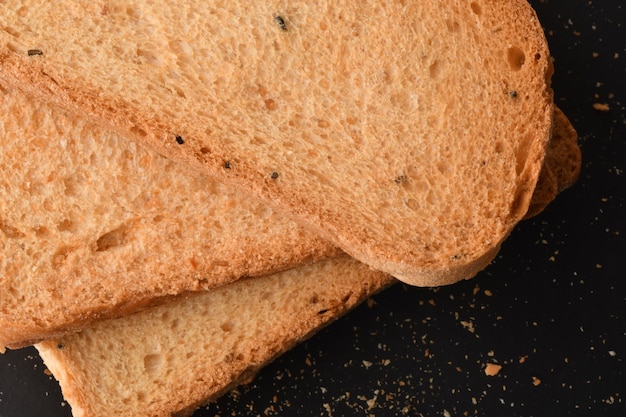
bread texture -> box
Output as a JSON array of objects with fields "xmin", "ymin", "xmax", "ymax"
[
  {"xmin": 0, "ymin": 83, "xmax": 340, "ymax": 349},
  {"xmin": 36, "ymin": 256, "xmax": 394, "ymax": 417},
  {"xmin": 31, "ymin": 114, "xmax": 578, "ymax": 417},
  {"xmin": 0, "ymin": 0, "xmax": 554, "ymax": 285}
]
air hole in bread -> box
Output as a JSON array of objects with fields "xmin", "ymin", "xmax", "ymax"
[
  {"xmin": 446, "ymin": 20, "xmax": 461, "ymax": 32},
  {"xmin": 34, "ymin": 226, "xmax": 50, "ymax": 237},
  {"xmin": 4, "ymin": 26, "xmax": 20, "ymax": 37},
  {"xmin": 57, "ymin": 219, "xmax": 75, "ymax": 232},
  {"xmin": 130, "ymin": 125, "xmax": 148, "ymax": 137},
  {"xmin": 6, "ymin": 42, "xmax": 21, "ymax": 53},
  {"xmin": 96, "ymin": 224, "xmax": 132, "ymax": 251},
  {"xmin": 507, "ymin": 47, "xmax": 526, "ymax": 71},
  {"xmin": 143, "ymin": 354, "xmax": 162, "ymax": 375},
  {"xmin": 318, "ymin": 119, "xmax": 330, "ymax": 128},
  {"xmin": 170, "ymin": 318, "xmax": 180, "ymax": 330},
  {"xmin": 429, "ymin": 60, "xmax": 441, "ymax": 79},
  {"xmin": 405, "ymin": 198, "xmax": 420, "ymax": 211},
  {"xmin": 264, "ymin": 98, "xmax": 277, "ymax": 110},
  {"xmin": 0, "ymin": 220, "xmax": 24, "ymax": 238},
  {"xmin": 126, "ymin": 5, "xmax": 143, "ymax": 20},
  {"xmin": 220, "ymin": 322, "xmax": 234, "ymax": 332},
  {"xmin": 136, "ymin": 48, "xmax": 163, "ymax": 66},
  {"xmin": 470, "ymin": 2, "xmax": 481, "ymax": 15},
  {"xmin": 51, "ymin": 245, "xmax": 76, "ymax": 268}
]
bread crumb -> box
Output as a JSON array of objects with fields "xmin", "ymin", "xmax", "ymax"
[
  {"xmin": 519, "ymin": 355, "xmax": 528, "ymax": 364},
  {"xmin": 484, "ymin": 363, "xmax": 502, "ymax": 376},
  {"xmin": 460, "ymin": 320, "xmax": 475, "ymax": 333},
  {"xmin": 532, "ymin": 376, "xmax": 542, "ymax": 386},
  {"xmin": 593, "ymin": 103, "xmax": 610, "ymax": 111}
]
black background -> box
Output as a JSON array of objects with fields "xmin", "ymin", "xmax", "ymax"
[{"xmin": 1, "ymin": 1, "xmax": 624, "ymax": 416}]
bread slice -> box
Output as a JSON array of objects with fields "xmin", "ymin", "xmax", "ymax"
[
  {"xmin": 0, "ymin": 1, "xmax": 554, "ymax": 285},
  {"xmin": 29, "ymin": 124, "xmax": 578, "ymax": 417},
  {"xmin": 36, "ymin": 256, "xmax": 394, "ymax": 417},
  {"xmin": 0, "ymin": 69, "xmax": 575, "ymax": 351},
  {"xmin": 32, "ymin": 113, "xmax": 578, "ymax": 417},
  {"xmin": 0, "ymin": 83, "xmax": 340, "ymax": 349}
]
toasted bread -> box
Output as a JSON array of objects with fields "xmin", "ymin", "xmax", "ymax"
[
  {"xmin": 0, "ymin": 0, "xmax": 554, "ymax": 285},
  {"xmin": 32, "ymin": 111, "xmax": 579, "ymax": 417},
  {"xmin": 36, "ymin": 257, "xmax": 393, "ymax": 417},
  {"xmin": 0, "ymin": 84, "xmax": 339, "ymax": 349}
]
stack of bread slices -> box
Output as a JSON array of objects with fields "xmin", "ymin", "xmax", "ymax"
[{"xmin": 0, "ymin": 1, "xmax": 580, "ymax": 416}]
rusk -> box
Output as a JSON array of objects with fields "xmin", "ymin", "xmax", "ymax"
[
  {"xmin": 36, "ymin": 257, "xmax": 394, "ymax": 417},
  {"xmin": 0, "ymin": 84, "xmax": 340, "ymax": 349},
  {"xmin": 0, "ymin": 0, "xmax": 554, "ymax": 285},
  {"xmin": 33, "ymin": 112, "xmax": 578, "ymax": 417},
  {"xmin": 0, "ymin": 84, "xmax": 575, "ymax": 350}
]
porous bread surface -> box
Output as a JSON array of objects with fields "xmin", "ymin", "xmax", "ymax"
[
  {"xmin": 32, "ymin": 125, "xmax": 579, "ymax": 417},
  {"xmin": 0, "ymin": 84, "xmax": 340, "ymax": 349},
  {"xmin": 0, "ymin": 0, "xmax": 554, "ymax": 285},
  {"xmin": 36, "ymin": 257, "xmax": 394, "ymax": 417}
]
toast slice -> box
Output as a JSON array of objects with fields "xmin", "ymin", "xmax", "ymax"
[
  {"xmin": 0, "ymin": 72, "xmax": 576, "ymax": 350},
  {"xmin": 36, "ymin": 256, "xmax": 394, "ymax": 417},
  {"xmin": 31, "ymin": 112, "xmax": 579, "ymax": 417},
  {"xmin": 0, "ymin": 0, "xmax": 554, "ymax": 285},
  {"xmin": 0, "ymin": 83, "xmax": 340, "ymax": 349}
]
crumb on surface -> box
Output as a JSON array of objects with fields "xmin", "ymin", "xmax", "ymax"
[{"xmin": 484, "ymin": 363, "xmax": 502, "ymax": 376}]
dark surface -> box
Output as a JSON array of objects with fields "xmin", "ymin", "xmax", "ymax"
[{"xmin": 1, "ymin": 1, "xmax": 624, "ymax": 416}]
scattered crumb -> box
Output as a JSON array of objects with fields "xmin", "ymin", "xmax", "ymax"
[
  {"xmin": 484, "ymin": 363, "xmax": 502, "ymax": 376},
  {"xmin": 362, "ymin": 360, "xmax": 373, "ymax": 369},
  {"xmin": 519, "ymin": 355, "xmax": 529, "ymax": 364},
  {"xmin": 483, "ymin": 290, "xmax": 493, "ymax": 297},
  {"xmin": 460, "ymin": 320, "xmax": 475, "ymax": 333},
  {"xmin": 593, "ymin": 103, "xmax": 610, "ymax": 111},
  {"xmin": 532, "ymin": 376, "xmax": 542, "ymax": 386}
]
